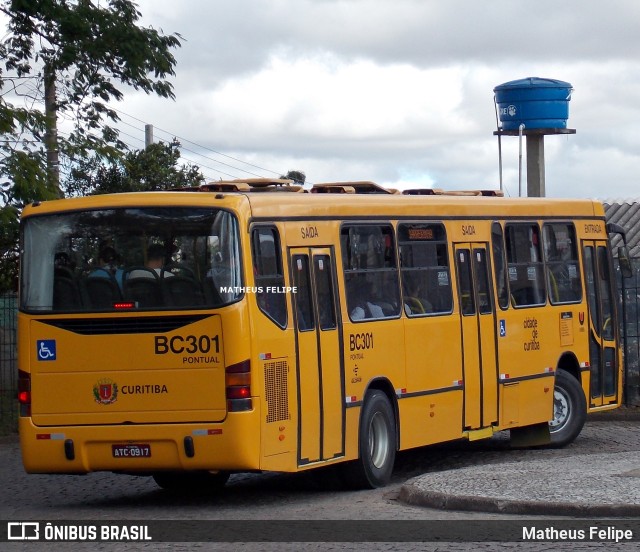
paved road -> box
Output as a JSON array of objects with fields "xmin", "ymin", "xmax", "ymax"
[{"xmin": 1, "ymin": 415, "xmax": 639, "ymax": 550}]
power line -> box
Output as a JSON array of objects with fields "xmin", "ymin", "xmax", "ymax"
[
  {"xmin": 114, "ymin": 126, "xmax": 241, "ymax": 180},
  {"xmin": 112, "ymin": 116, "xmax": 266, "ymax": 180},
  {"xmin": 57, "ymin": 126, "xmax": 234, "ymax": 182},
  {"xmin": 112, "ymin": 107, "xmax": 283, "ymax": 177}
]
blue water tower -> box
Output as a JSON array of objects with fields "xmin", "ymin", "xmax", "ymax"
[
  {"xmin": 493, "ymin": 77, "xmax": 576, "ymax": 197},
  {"xmin": 494, "ymin": 77, "xmax": 573, "ymax": 130}
]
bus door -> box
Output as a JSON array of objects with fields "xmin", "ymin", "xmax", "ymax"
[
  {"xmin": 454, "ymin": 243, "xmax": 499, "ymax": 430},
  {"xmin": 582, "ymin": 241, "xmax": 618, "ymax": 407},
  {"xmin": 289, "ymin": 247, "xmax": 345, "ymax": 465}
]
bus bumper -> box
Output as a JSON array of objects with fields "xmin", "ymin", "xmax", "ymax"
[{"xmin": 18, "ymin": 412, "xmax": 261, "ymax": 474}]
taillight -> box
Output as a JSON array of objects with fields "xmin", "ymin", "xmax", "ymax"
[
  {"xmin": 226, "ymin": 386, "xmax": 251, "ymax": 400},
  {"xmin": 18, "ymin": 370, "xmax": 31, "ymax": 417},
  {"xmin": 226, "ymin": 359, "xmax": 251, "ymax": 412}
]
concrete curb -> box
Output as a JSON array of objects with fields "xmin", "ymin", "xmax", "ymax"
[
  {"xmin": 398, "ymin": 451, "xmax": 640, "ymax": 517},
  {"xmin": 398, "ymin": 483, "xmax": 640, "ymax": 517}
]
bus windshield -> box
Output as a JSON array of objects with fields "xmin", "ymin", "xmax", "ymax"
[{"xmin": 20, "ymin": 207, "xmax": 242, "ymax": 312}]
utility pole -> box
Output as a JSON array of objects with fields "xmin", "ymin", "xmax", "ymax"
[
  {"xmin": 44, "ymin": 63, "xmax": 61, "ymax": 197},
  {"xmin": 145, "ymin": 124, "xmax": 154, "ymax": 148}
]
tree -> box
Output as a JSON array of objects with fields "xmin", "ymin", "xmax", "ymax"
[
  {"xmin": 65, "ymin": 139, "xmax": 205, "ymax": 196},
  {"xmin": 0, "ymin": 0, "xmax": 181, "ymax": 192},
  {"xmin": 280, "ymin": 170, "xmax": 306, "ymax": 185},
  {"xmin": 0, "ymin": 0, "xmax": 182, "ymax": 292}
]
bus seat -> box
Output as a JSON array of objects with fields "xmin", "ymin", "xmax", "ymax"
[
  {"xmin": 123, "ymin": 267, "xmax": 163, "ymax": 307},
  {"xmin": 165, "ymin": 263, "xmax": 196, "ymax": 279},
  {"xmin": 124, "ymin": 281, "xmax": 163, "ymax": 307},
  {"xmin": 163, "ymin": 276, "xmax": 204, "ymax": 307},
  {"xmin": 53, "ymin": 275, "xmax": 83, "ymax": 310},
  {"xmin": 83, "ymin": 276, "xmax": 121, "ymax": 309},
  {"xmin": 365, "ymin": 302, "xmax": 385, "ymax": 318}
]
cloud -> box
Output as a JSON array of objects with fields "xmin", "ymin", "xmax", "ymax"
[{"xmin": 118, "ymin": 0, "xmax": 640, "ymax": 198}]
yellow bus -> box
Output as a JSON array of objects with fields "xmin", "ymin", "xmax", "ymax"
[{"xmin": 17, "ymin": 180, "xmax": 630, "ymax": 490}]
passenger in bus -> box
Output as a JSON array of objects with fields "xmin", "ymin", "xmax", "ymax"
[
  {"xmin": 403, "ymin": 275, "xmax": 433, "ymax": 315},
  {"xmin": 129, "ymin": 244, "xmax": 174, "ymax": 279},
  {"xmin": 347, "ymin": 278, "xmax": 370, "ymax": 320},
  {"xmin": 90, "ymin": 245, "xmax": 124, "ymax": 287},
  {"xmin": 350, "ymin": 294, "xmax": 386, "ymax": 320},
  {"xmin": 54, "ymin": 252, "xmax": 75, "ymax": 277}
]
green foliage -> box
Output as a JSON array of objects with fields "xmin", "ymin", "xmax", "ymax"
[
  {"xmin": 0, "ymin": 0, "xmax": 183, "ymax": 292},
  {"xmin": 281, "ymin": 170, "xmax": 306, "ymax": 185},
  {"xmin": 0, "ymin": 0, "xmax": 182, "ymax": 187},
  {"xmin": 65, "ymin": 139, "xmax": 204, "ymax": 196},
  {"xmin": 0, "ymin": 151, "xmax": 53, "ymax": 292}
]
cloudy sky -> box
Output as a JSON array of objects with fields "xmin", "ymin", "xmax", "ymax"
[{"xmin": 114, "ymin": 0, "xmax": 640, "ymax": 198}]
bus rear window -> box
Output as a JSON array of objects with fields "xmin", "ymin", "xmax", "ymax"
[{"xmin": 20, "ymin": 207, "xmax": 242, "ymax": 312}]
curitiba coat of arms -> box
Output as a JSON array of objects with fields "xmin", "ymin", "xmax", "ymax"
[{"xmin": 93, "ymin": 379, "xmax": 118, "ymax": 405}]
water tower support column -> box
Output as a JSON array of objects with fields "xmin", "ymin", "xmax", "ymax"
[
  {"xmin": 526, "ymin": 134, "xmax": 545, "ymax": 197},
  {"xmin": 494, "ymin": 127, "xmax": 576, "ymax": 197}
]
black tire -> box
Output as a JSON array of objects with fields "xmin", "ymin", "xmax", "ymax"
[
  {"xmin": 548, "ymin": 370, "xmax": 587, "ymax": 447},
  {"xmin": 343, "ymin": 390, "xmax": 396, "ymax": 489},
  {"xmin": 152, "ymin": 470, "xmax": 230, "ymax": 492}
]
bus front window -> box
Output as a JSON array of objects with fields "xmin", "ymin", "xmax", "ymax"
[{"xmin": 20, "ymin": 207, "xmax": 242, "ymax": 312}]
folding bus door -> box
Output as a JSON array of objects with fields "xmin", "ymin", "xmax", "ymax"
[
  {"xmin": 582, "ymin": 241, "xmax": 619, "ymax": 407},
  {"xmin": 289, "ymin": 247, "xmax": 345, "ymax": 466},
  {"xmin": 455, "ymin": 243, "xmax": 499, "ymax": 430}
]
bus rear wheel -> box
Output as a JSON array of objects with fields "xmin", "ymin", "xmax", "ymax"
[
  {"xmin": 549, "ymin": 370, "xmax": 586, "ymax": 447},
  {"xmin": 343, "ymin": 390, "xmax": 396, "ymax": 489},
  {"xmin": 152, "ymin": 470, "xmax": 230, "ymax": 492}
]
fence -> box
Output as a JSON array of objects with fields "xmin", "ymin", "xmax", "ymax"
[
  {"xmin": 0, "ymin": 293, "xmax": 17, "ymax": 435},
  {"xmin": 620, "ymin": 261, "xmax": 640, "ymax": 406}
]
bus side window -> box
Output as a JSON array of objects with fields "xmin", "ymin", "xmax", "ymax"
[
  {"xmin": 342, "ymin": 224, "xmax": 400, "ymax": 320},
  {"xmin": 543, "ymin": 223, "xmax": 582, "ymax": 304},
  {"xmin": 252, "ymin": 226, "xmax": 287, "ymax": 328},
  {"xmin": 398, "ymin": 223, "xmax": 453, "ymax": 316},
  {"xmin": 505, "ymin": 223, "xmax": 546, "ymax": 307},
  {"xmin": 491, "ymin": 222, "xmax": 510, "ymax": 310}
]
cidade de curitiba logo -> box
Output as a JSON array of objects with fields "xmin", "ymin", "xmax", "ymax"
[
  {"xmin": 93, "ymin": 379, "xmax": 169, "ymax": 405},
  {"xmin": 93, "ymin": 379, "xmax": 118, "ymax": 405}
]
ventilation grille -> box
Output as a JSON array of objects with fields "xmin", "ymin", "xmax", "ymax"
[
  {"xmin": 264, "ymin": 360, "xmax": 290, "ymax": 423},
  {"xmin": 36, "ymin": 315, "xmax": 209, "ymax": 335}
]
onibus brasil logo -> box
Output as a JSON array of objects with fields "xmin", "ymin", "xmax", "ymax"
[{"xmin": 93, "ymin": 379, "xmax": 118, "ymax": 405}]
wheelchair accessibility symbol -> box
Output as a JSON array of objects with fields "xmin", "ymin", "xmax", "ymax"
[
  {"xmin": 37, "ymin": 340, "xmax": 57, "ymax": 361},
  {"xmin": 499, "ymin": 320, "xmax": 506, "ymax": 338}
]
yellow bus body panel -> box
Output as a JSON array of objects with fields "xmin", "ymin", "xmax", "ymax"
[{"xmin": 17, "ymin": 190, "xmax": 623, "ymax": 477}]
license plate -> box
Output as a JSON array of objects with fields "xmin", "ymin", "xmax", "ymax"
[{"xmin": 112, "ymin": 444, "xmax": 151, "ymax": 458}]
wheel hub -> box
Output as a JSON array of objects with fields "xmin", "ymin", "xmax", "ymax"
[
  {"xmin": 369, "ymin": 411, "xmax": 390, "ymax": 469},
  {"xmin": 550, "ymin": 387, "xmax": 571, "ymax": 431}
]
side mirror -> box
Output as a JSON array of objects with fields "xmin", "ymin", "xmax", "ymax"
[{"xmin": 618, "ymin": 246, "xmax": 634, "ymax": 279}]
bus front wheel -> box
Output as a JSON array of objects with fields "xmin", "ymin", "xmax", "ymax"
[
  {"xmin": 344, "ymin": 390, "xmax": 396, "ymax": 489},
  {"xmin": 152, "ymin": 470, "xmax": 230, "ymax": 492},
  {"xmin": 549, "ymin": 370, "xmax": 586, "ymax": 447}
]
